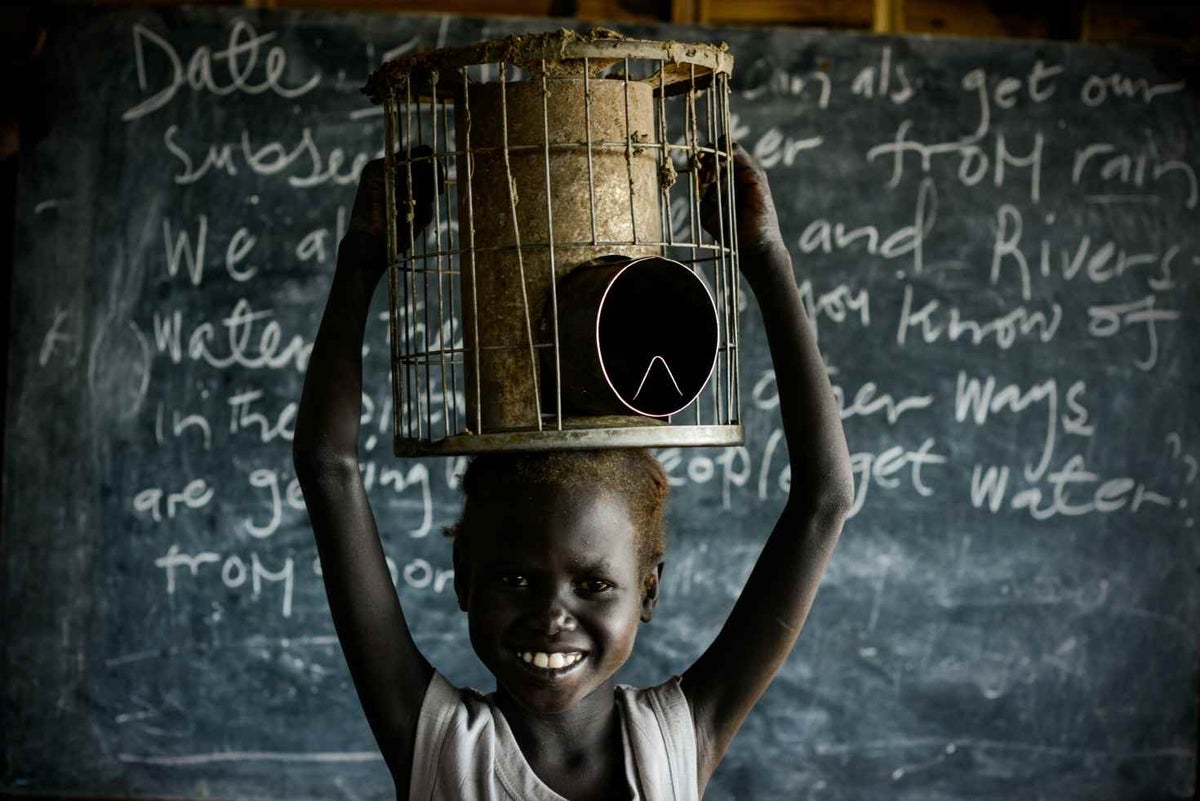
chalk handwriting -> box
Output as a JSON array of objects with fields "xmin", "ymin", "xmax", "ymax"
[
  {"xmin": 1086, "ymin": 295, "xmax": 1180, "ymax": 370},
  {"xmin": 163, "ymin": 124, "xmax": 367, "ymax": 188},
  {"xmin": 868, "ymin": 123, "xmax": 1044, "ymax": 202},
  {"xmin": 897, "ymin": 284, "xmax": 1062, "ymax": 348},
  {"xmin": 245, "ymin": 467, "xmax": 305, "ymax": 539},
  {"xmin": 155, "ymin": 403, "xmax": 214, "ymax": 451},
  {"xmin": 754, "ymin": 369, "xmax": 934, "ymax": 425},
  {"xmin": 954, "ymin": 372, "xmax": 1094, "ymax": 482},
  {"xmin": 152, "ymin": 300, "xmax": 312, "ymax": 372},
  {"xmin": 847, "ymin": 439, "xmax": 947, "ymax": 518},
  {"xmin": 960, "ymin": 62, "xmax": 1063, "ymax": 138},
  {"xmin": 154, "ymin": 544, "xmax": 295, "ymax": 617},
  {"xmin": 798, "ymin": 177, "xmax": 936, "ymax": 275},
  {"xmin": 752, "ymin": 128, "xmax": 824, "ymax": 169},
  {"xmin": 228, "ymin": 389, "xmax": 297, "ymax": 443},
  {"xmin": 850, "ymin": 46, "xmax": 914, "ymax": 104},
  {"xmin": 162, "ymin": 216, "xmax": 206, "ymax": 285},
  {"xmin": 1072, "ymin": 137, "xmax": 1197, "ymax": 209},
  {"xmin": 39, "ymin": 306, "xmax": 77, "ymax": 367},
  {"xmin": 798, "ymin": 281, "xmax": 871, "ymax": 338},
  {"xmin": 123, "ymin": 20, "xmax": 320, "ymax": 122},
  {"xmin": 1080, "ymin": 73, "xmax": 1186, "ymax": 107},
  {"xmin": 657, "ymin": 447, "xmax": 751, "ymax": 510},
  {"xmin": 358, "ymin": 460, "xmax": 433, "ymax": 538},
  {"xmin": 740, "ymin": 65, "xmax": 832, "ymax": 107},
  {"xmin": 134, "ymin": 478, "xmax": 214, "ymax": 523},
  {"xmin": 991, "ymin": 205, "xmax": 1183, "ymax": 299},
  {"xmin": 969, "ymin": 454, "xmax": 1173, "ymax": 520},
  {"xmin": 315, "ymin": 554, "xmax": 455, "ymax": 595},
  {"xmin": 161, "ymin": 216, "xmax": 262, "ymax": 285}
]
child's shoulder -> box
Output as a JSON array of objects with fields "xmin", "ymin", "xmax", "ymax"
[
  {"xmin": 614, "ymin": 676, "xmax": 698, "ymax": 798},
  {"xmin": 414, "ymin": 673, "xmax": 700, "ymax": 800}
]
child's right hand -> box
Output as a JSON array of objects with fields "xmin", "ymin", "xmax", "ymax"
[{"xmin": 343, "ymin": 146, "xmax": 440, "ymax": 279}]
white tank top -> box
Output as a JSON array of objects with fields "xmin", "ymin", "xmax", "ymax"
[{"xmin": 408, "ymin": 671, "xmax": 699, "ymax": 801}]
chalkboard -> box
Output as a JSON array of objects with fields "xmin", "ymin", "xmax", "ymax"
[{"xmin": 4, "ymin": 7, "xmax": 1199, "ymax": 800}]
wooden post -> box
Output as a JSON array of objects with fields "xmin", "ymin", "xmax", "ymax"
[
  {"xmin": 671, "ymin": 0, "xmax": 706, "ymax": 25},
  {"xmin": 873, "ymin": 0, "xmax": 904, "ymax": 32}
]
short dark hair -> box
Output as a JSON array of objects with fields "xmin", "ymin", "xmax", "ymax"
[{"xmin": 448, "ymin": 449, "xmax": 669, "ymax": 575}]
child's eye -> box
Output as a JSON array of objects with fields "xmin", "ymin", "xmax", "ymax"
[
  {"xmin": 498, "ymin": 574, "xmax": 529, "ymax": 588},
  {"xmin": 576, "ymin": 579, "xmax": 614, "ymax": 594}
]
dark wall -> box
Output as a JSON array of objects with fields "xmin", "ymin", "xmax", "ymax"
[{"xmin": 3, "ymin": 8, "xmax": 1198, "ymax": 800}]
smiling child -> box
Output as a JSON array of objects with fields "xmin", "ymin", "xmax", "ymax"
[{"xmin": 294, "ymin": 144, "xmax": 854, "ymax": 799}]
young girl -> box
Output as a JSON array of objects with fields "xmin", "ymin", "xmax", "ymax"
[{"xmin": 294, "ymin": 143, "xmax": 854, "ymax": 799}]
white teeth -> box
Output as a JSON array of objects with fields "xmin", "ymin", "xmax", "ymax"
[{"xmin": 517, "ymin": 651, "xmax": 583, "ymax": 670}]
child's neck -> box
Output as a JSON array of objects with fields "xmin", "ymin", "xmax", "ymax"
[{"xmin": 494, "ymin": 682, "xmax": 630, "ymax": 800}]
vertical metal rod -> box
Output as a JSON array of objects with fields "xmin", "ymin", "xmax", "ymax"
[
  {"xmin": 721, "ymin": 72, "xmax": 742, "ymax": 423},
  {"xmin": 657, "ymin": 59, "xmax": 671, "ymax": 258},
  {"xmin": 705, "ymin": 77, "xmax": 726, "ymax": 425},
  {"xmin": 414, "ymin": 79, "xmax": 434, "ymax": 440},
  {"xmin": 461, "ymin": 67, "xmax": 483, "ymax": 434},
  {"xmin": 540, "ymin": 62, "xmax": 563, "ymax": 430},
  {"xmin": 682, "ymin": 67, "xmax": 702, "ymax": 426},
  {"xmin": 499, "ymin": 61, "xmax": 543, "ymax": 430},
  {"xmin": 681, "ymin": 71, "xmax": 700, "ymax": 429},
  {"xmin": 686, "ymin": 65, "xmax": 715, "ymax": 423},
  {"xmin": 383, "ymin": 89, "xmax": 405, "ymax": 445},
  {"xmin": 430, "ymin": 71, "xmax": 450, "ymax": 439},
  {"xmin": 622, "ymin": 57, "xmax": 638, "ymax": 246},
  {"xmin": 399, "ymin": 88, "xmax": 413, "ymax": 440},
  {"xmin": 404, "ymin": 77, "xmax": 423, "ymax": 440},
  {"xmin": 441, "ymin": 90, "xmax": 460, "ymax": 434},
  {"xmin": 583, "ymin": 58, "xmax": 598, "ymax": 245}
]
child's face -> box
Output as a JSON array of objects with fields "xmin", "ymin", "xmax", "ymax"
[{"xmin": 457, "ymin": 485, "xmax": 656, "ymax": 716}]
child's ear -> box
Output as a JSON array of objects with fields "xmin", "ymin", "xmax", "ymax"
[
  {"xmin": 452, "ymin": 541, "xmax": 470, "ymax": 612},
  {"xmin": 640, "ymin": 562, "xmax": 664, "ymax": 623}
]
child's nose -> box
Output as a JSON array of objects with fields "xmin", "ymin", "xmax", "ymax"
[{"xmin": 528, "ymin": 593, "xmax": 578, "ymax": 634}]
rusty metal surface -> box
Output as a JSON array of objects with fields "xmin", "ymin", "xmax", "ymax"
[
  {"xmin": 365, "ymin": 28, "xmax": 733, "ymax": 103},
  {"xmin": 459, "ymin": 77, "xmax": 662, "ymax": 431}
]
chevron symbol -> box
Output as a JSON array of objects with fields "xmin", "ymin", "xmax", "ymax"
[{"xmin": 632, "ymin": 355, "xmax": 683, "ymax": 400}]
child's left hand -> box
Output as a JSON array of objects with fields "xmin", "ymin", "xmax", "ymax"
[{"xmin": 698, "ymin": 140, "xmax": 790, "ymax": 286}]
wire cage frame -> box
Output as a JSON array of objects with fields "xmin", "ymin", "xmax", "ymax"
[{"xmin": 364, "ymin": 30, "xmax": 743, "ymax": 455}]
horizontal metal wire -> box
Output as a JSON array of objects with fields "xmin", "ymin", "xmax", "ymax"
[
  {"xmin": 393, "ymin": 241, "xmax": 729, "ymax": 267},
  {"xmin": 390, "ymin": 140, "xmax": 726, "ymax": 163},
  {"xmin": 394, "ymin": 339, "xmax": 738, "ymax": 360},
  {"xmin": 388, "ymin": 251, "xmax": 730, "ymax": 276},
  {"xmin": 393, "ymin": 424, "xmax": 745, "ymax": 456}
]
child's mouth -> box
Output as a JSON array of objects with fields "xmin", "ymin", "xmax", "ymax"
[{"xmin": 514, "ymin": 650, "xmax": 586, "ymax": 675}]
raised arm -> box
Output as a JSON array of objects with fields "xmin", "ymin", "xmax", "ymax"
[
  {"xmin": 292, "ymin": 153, "xmax": 436, "ymax": 784},
  {"xmin": 682, "ymin": 144, "xmax": 855, "ymax": 788}
]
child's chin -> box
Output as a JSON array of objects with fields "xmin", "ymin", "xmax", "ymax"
[{"xmin": 502, "ymin": 673, "xmax": 592, "ymax": 715}]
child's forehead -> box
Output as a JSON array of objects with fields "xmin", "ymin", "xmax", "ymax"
[{"xmin": 468, "ymin": 486, "xmax": 640, "ymax": 556}]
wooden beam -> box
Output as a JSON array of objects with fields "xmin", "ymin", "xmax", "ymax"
[
  {"xmin": 903, "ymin": 0, "xmax": 1082, "ymax": 39},
  {"xmin": 576, "ymin": 0, "xmax": 667, "ymax": 23},
  {"xmin": 268, "ymin": 0, "xmax": 563, "ymax": 13},
  {"xmin": 705, "ymin": 0, "xmax": 873, "ymax": 28},
  {"xmin": 1082, "ymin": 0, "xmax": 1200, "ymax": 47}
]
